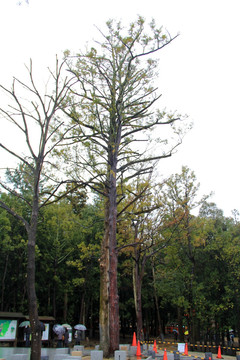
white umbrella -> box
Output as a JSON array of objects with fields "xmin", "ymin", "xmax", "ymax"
[
  {"xmin": 62, "ymin": 323, "xmax": 72, "ymax": 330},
  {"xmin": 53, "ymin": 324, "xmax": 65, "ymax": 335},
  {"xmin": 74, "ymin": 324, "xmax": 86, "ymax": 330},
  {"xmin": 19, "ymin": 321, "xmax": 30, "ymax": 327}
]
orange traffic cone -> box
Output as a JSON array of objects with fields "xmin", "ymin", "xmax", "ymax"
[
  {"xmin": 132, "ymin": 332, "xmax": 137, "ymax": 346},
  {"xmin": 216, "ymin": 345, "xmax": 223, "ymax": 359},
  {"xmin": 153, "ymin": 339, "xmax": 157, "ymax": 353},
  {"xmin": 183, "ymin": 343, "xmax": 188, "ymax": 356},
  {"xmin": 163, "ymin": 348, "xmax": 168, "ymax": 360},
  {"xmin": 136, "ymin": 340, "xmax": 142, "ymax": 356}
]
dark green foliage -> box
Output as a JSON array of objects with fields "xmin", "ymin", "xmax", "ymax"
[
  {"xmin": 0, "ymin": 193, "xmax": 28, "ymax": 312},
  {"xmin": 2, "ymin": 183, "xmax": 240, "ymax": 341}
]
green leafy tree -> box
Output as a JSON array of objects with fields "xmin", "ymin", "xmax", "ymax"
[
  {"xmin": 64, "ymin": 17, "xmax": 189, "ymax": 355},
  {"xmin": 154, "ymin": 166, "xmax": 210, "ymax": 342},
  {"xmin": 0, "ymin": 193, "xmax": 28, "ymax": 312},
  {"xmin": 36, "ymin": 200, "xmax": 79, "ymax": 320},
  {"xmin": 196, "ymin": 202, "xmax": 239, "ymax": 344},
  {"xmin": 66, "ymin": 202, "xmax": 103, "ymax": 329}
]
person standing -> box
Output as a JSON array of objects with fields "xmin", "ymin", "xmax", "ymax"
[
  {"xmin": 57, "ymin": 332, "xmax": 63, "ymax": 348},
  {"xmin": 24, "ymin": 326, "xmax": 31, "ymax": 347},
  {"xmin": 139, "ymin": 328, "xmax": 144, "ymax": 351},
  {"xmin": 75, "ymin": 329, "xmax": 81, "ymax": 345},
  {"xmin": 64, "ymin": 328, "xmax": 69, "ymax": 347}
]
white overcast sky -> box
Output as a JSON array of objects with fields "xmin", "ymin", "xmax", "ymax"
[{"xmin": 0, "ymin": 0, "xmax": 240, "ymax": 217}]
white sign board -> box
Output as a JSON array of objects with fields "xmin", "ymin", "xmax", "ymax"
[
  {"xmin": 178, "ymin": 343, "xmax": 185, "ymax": 353},
  {"xmin": 41, "ymin": 323, "xmax": 49, "ymax": 341}
]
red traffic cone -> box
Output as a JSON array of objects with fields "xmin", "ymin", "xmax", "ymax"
[
  {"xmin": 163, "ymin": 348, "xmax": 168, "ymax": 360},
  {"xmin": 153, "ymin": 339, "xmax": 157, "ymax": 353},
  {"xmin": 136, "ymin": 340, "xmax": 142, "ymax": 356},
  {"xmin": 132, "ymin": 332, "xmax": 137, "ymax": 346},
  {"xmin": 183, "ymin": 343, "xmax": 188, "ymax": 356},
  {"xmin": 216, "ymin": 345, "xmax": 223, "ymax": 359}
]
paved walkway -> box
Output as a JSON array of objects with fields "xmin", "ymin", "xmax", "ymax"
[
  {"xmin": 157, "ymin": 348, "xmax": 236, "ymax": 360},
  {"xmin": 0, "ymin": 346, "xmax": 237, "ymax": 360},
  {"xmin": 0, "ymin": 347, "xmax": 67, "ymax": 360}
]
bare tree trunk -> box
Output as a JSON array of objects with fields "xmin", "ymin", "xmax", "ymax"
[
  {"xmin": 53, "ymin": 267, "xmax": 57, "ymax": 319},
  {"xmin": 21, "ymin": 283, "xmax": 27, "ymax": 311},
  {"xmin": 47, "ymin": 285, "xmax": 51, "ymax": 314},
  {"xmin": 132, "ymin": 221, "xmax": 145, "ymax": 340},
  {"xmin": 27, "ymin": 212, "xmax": 41, "ymax": 360},
  {"xmin": 99, "ymin": 201, "xmax": 110, "ymax": 356},
  {"xmin": 79, "ymin": 293, "xmax": 85, "ymax": 323},
  {"xmin": 108, "ymin": 164, "xmax": 119, "ymax": 354},
  {"xmin": 133, "ymin": 262, "xmax": 143, "ymax": 339},
  {"xmin": 152, "ymin": 264, "xmax": 164, "ymax": 339},
  {"xmin": 63, "ymin": 291, "xmax": 68, "ymax": 322}
]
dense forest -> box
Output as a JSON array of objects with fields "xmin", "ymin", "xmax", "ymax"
[{"xmin": 1, "ymin": 165, "xmax": 240, "ymax": 345}]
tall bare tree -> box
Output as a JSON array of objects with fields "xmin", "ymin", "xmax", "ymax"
[
  {"xmin": 64, "ymin": 17, "xmax": 190, "ymax": 355},
  {"xmin": 0, "ymin": 58, "xmax": 75, "ymax": 360}
]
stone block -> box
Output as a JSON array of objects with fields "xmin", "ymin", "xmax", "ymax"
[
  {"xmin": 55, "ymin": 348, "xmax": 70, "ymax": 354},
  {"xmin": 53, "ymin": 355, "xmax": 71, "ymax": 360},
  {"xmin": 129, "ymin": 346, "xmax": 137, "ymax": 355},
  {"xmin": 84, "ymin": 349, "xmax": 91, "ymax": 356},
  {"xmin": 10, "ymin": 355, "xmax": 29, "ymax": 360},
  {"xmin": 74, "ymin": 345, "xmax": 84, "ymax": 352},
  {"xmin": 115, "ymin": 350, "xmax": 127, "ymax": 360},
  {"xmin": 147, "ymin": 350, "xmax": 155, "ymax": 359},
  {"xmin": 91, "ymin": 350, "xmax": 103, "ymax": 360}
]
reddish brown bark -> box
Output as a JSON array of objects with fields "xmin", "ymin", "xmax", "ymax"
[
  {"xmin": 27, "ymin": 196, "xmax": 41, "ymax": 360},
  {"xmin": 108, "ymin": 164, "xmax": 119, "ymax": 354},
  {"xmin": 99, "ymin": 199, "xmax": 110, "ymax": 356}
]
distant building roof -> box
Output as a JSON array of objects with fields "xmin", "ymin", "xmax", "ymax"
[
  {"xmin": 24, "ymin": 315, "xmax": 55, "ymax": 321},
  {"xmin": 0, "ymin": 312, "xmax": 24, "ymax": 318},
  {"xmin": 0, "ymin": 312, "xmax": 55, "ymax": 322}
]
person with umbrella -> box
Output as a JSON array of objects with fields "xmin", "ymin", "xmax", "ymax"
[
  {"xmin": 74, "ymin": 324, "xmax": 86, "ymax": 345},
  {"xmin": 53, "ymin": 324, "xmax": 65, "ymax": 348}
]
